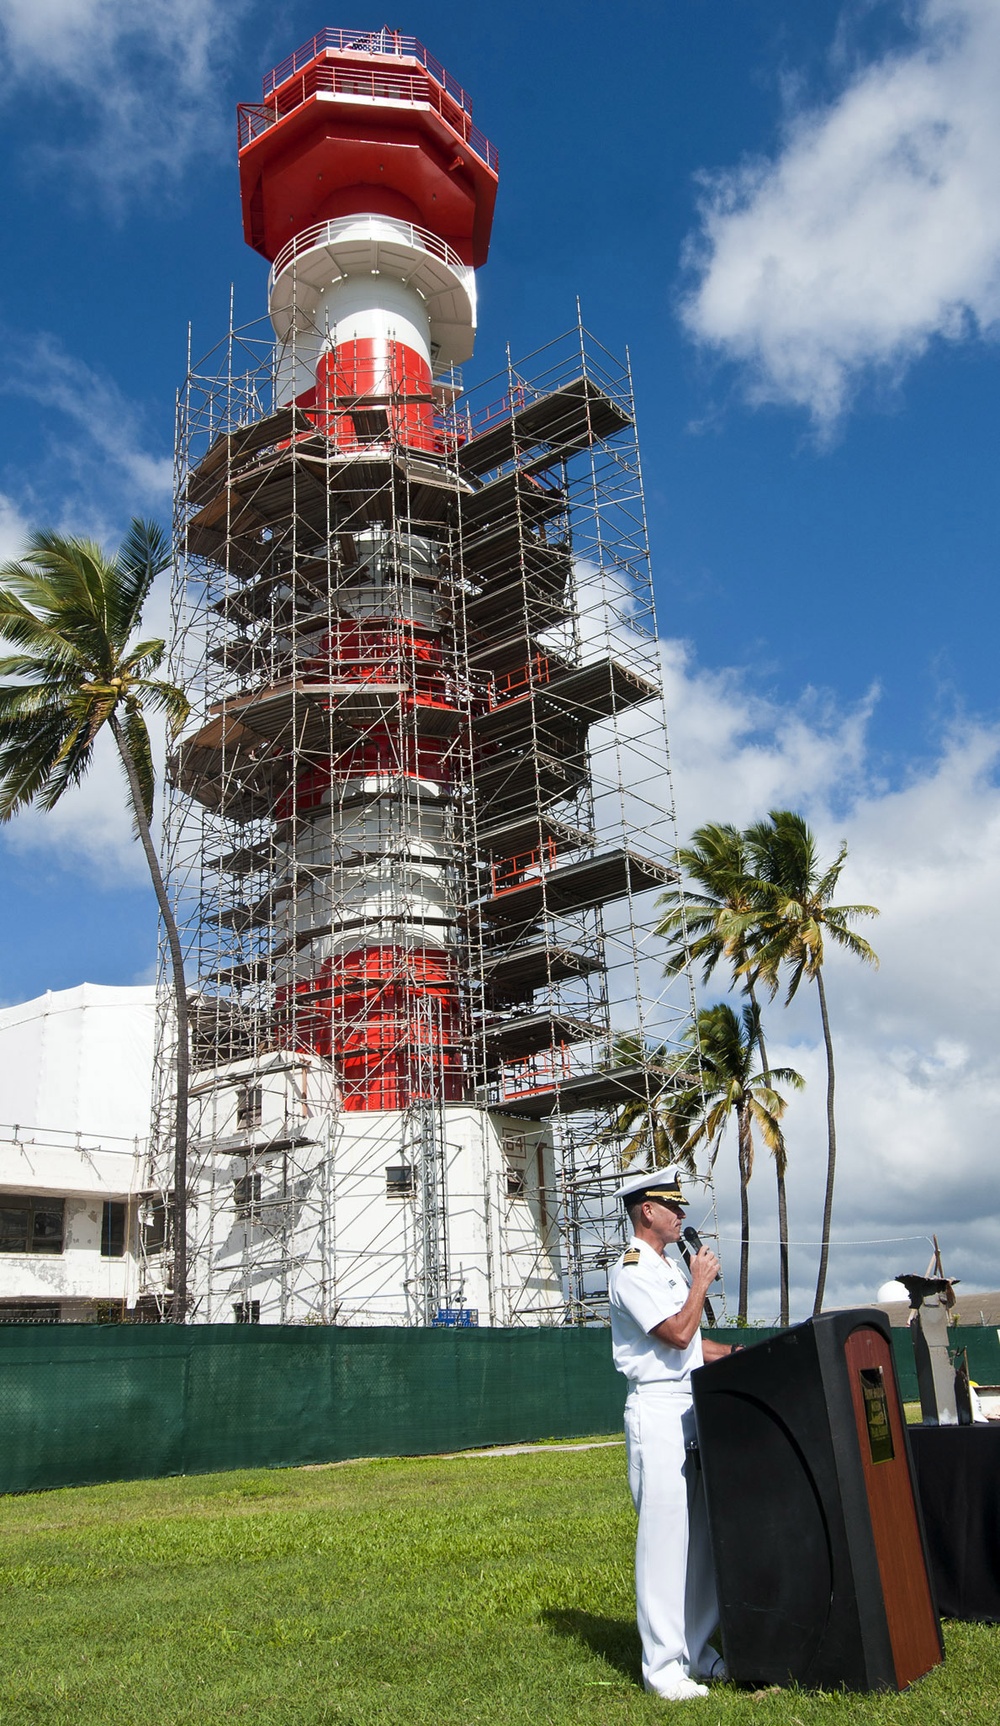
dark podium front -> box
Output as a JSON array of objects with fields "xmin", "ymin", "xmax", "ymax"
[
  {"xmin": 692, "ymin": 1310, "xmax": 943, "ymax": 1692},
  {"xmin": 909, "ymin": 1425, "xmax": 1000, "ymax": 1621}
]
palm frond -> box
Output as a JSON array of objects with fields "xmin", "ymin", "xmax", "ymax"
[
  {"xmin": 120, "ymin": 638, "xmax": 166, "ymax": 675},
  {"xmin": 0, "ymin": 521, "xmax": 187, "ymax": 845},
  {"xmin": 131, "ymin": 678, "xmax": 190, "ymax": 736},
  {"xmin": 110, "ymin": 519, "xmax": 170, "ymax": 648},
  {"xmin": 0, "ymin": 710, "xmax": 86, "ymax": 818},
  {"xmin": 824, "ymin": 922, "xmax": 880, "ymax": 967}
]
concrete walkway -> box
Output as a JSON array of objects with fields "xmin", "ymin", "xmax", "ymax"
[{"xmin": 442, "ymin": 1438, "xmax": 624, "ymax": 1459}]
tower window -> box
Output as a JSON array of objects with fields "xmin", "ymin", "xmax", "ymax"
[
  {"xmin": 234, "ymin": 1300, "xmax": 260, "ymax": 1324},
  {"xmin": 101, "ymin": 1201, "xmax": 127, "ymax": 1258},
  {"xmin": 235, "ymin": 1085, "xmax": 263, "ymax": 1130},
  {"xmin": 234, "ymin": 1173, "xmax": 262, "ymax": 1221},
  {"xmin": 386, "ymin": 1164, "xmax": 415, "ymax": 1197}
]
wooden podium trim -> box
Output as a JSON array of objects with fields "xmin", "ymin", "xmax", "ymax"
[{"xmin": 844, "ymin": 1326, "xmax": 942, "ymax": 1688}]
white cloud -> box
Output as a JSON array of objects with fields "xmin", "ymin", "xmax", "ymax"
[
  {"xmin": 662, "ymin": 639, "xmax": 875, "ymax": 827},
  {"xmin": 0, "ymin": 0, "xmax": 245, "ymax": 198},
  {"xmin": 665, "ymin": 641, "xmax": 1000, "ymax": 1318},
  {"xmin": 0, "ymin": 329, "xmax": 172, "ymax": 537},
  {"xmin": 681, "ymin": 0, "xmax": 1000, "ymax": 429},
  {"xmin": 0, "ymin": 493, "xmax": 29, "ymax": 561}
]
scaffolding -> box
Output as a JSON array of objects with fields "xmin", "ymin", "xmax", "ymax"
[{"xmin": 143, "ymin": 306, "xmax": 701, "ymax": 1325}]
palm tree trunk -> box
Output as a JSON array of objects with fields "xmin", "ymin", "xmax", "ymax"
[
  {"xmin": 747, "ymin": 982, "xmax": 789, "ymax": 1326},
  {"xmin": 110, "ymin": 716, "xmax": 189, "ymax": 1322},
  {"xmin": 737, "ymin": 1106, "xmax": 751, "ymax": 1323},
  {"xmin": 812, "ymin": 967, "xmax": 837, "ymax": 1317}
]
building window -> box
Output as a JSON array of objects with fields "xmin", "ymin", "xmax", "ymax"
[
  {"xmin": 236, "ymin": 1085, "xmax": 263, "ymax": 1130},
  {"xmin": 505, "ymin": 1168, "xmax": 527, "ymax": 1199},
  {"xmin": 234, "ymin": 1300, "xmax": 260, "ymax": 1324},
  {"xmin": 386, "ymin": 1164, "xmax": 415, "ymax": 1198},
  {"xmin": 234, "ymin": 1173, "xmax": 262, "ymax": 1221},
  {"xmin": 0, "ymin": 1195, "xmax": 65, "ymax": 1255},
  {"xmin": 101, "ymin": 1201, "xmax": 127, "ymax": 1258}
]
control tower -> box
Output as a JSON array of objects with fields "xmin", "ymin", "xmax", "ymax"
[{"xmin": 145, "ymin": 28, "xmax": 690, "ymax": 1325}]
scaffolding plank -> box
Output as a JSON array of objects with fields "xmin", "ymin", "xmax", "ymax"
[
  {"xmin": 460, "ymin": 468, "xmax": 566, "ymax": 531},
  {"xmin": 475, "ymin": 813, "xmax": 592, "ymax": 858},
  {"xmin": 471, "ymin": 747, "xmax": 588, "ymax": 817},
  {"xmin": 185, "ymin": 406, "xmax": 315, "ymax": 508},
  {"xmin": 484, "ymin": 1013, "xmax": 601, "ymax": 1060},
  {"xmin": 479, "ymin": 847, "xmax": 675, "ymax": 925},
  {"xmin": 475, "ymin": 658, "xmax": 661, "ymax": 746},
  {"xmin": 493, "ymin": 1063, "xmax": 668, "ymax": 1119},
  {"xmin": 482, "ymin": 939, "xmax": 601, "ymax": 999},
  {"xmin": 462, "ymin": 583, "xmax": 570, "ymax": 636},
  {"xmin": 186, "ymin": 449, "xmax": 465, "ymax": 565},
  {"xmin": 466, "ymin": 635, "xmax": 568, "ymax": 677},
  {"xmin": 458, "ymin": 377, "xmax": 633, "ymax": 477},
  {"xmin": 205, "ymin": 842, "xmax": 278, "ymax": 874}
]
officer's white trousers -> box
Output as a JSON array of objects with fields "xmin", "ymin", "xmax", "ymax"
[{"xmin": 624, "ymin": 1382, "xmax": 718, "ymax": 1696}]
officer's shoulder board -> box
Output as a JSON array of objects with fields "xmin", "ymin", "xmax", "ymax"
[{"xmin": 622, "ymin": 1248, "xmax": 641, "ymax": 1266}]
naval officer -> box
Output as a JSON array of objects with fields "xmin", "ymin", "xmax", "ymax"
[{"xmin": 609, "ymin": 1166, "xmax": 735, "ymax": 1702}]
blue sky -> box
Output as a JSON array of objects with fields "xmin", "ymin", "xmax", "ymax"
[{"xmin": 1, "ymin": 0, "xmax": 999, "ymax": 1316}]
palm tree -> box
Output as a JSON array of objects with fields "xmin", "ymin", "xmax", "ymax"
[
  {"xmin": 682, "ymin": 1001, "xmax": 803, "ymax": 1323},
  {"xmin": 658, "ymin": 823, "xmax": 795, "ymax": 1324},
  {"xmin": 604, "ymin": 1031, "xmax": 699, "ymax": 1170},
  {"xmin": 744, "ymin": 811, "xmax": 879, "ymax": 1317},
  {"xmin": 0, "ymin": 522, "xmax": 191, "ymax": 1320}
]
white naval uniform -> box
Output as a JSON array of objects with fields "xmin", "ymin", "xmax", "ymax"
[{"xmin": 608, "ymin": 1236, "xmax": 718, "ymax": 1697}]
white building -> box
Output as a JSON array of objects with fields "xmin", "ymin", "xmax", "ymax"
[
  {"xmin": 0, "ymin": 984, "xmax": 153, "ymax": 1321},
  {"xmin": 0, "ymin": 984, "xmax": 561, "ymax": 1325}
]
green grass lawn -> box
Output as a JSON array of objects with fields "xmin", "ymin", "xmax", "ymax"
[{"xmin": 0, "ymin": 1441, "xmax": 994, "ymax": 1726}]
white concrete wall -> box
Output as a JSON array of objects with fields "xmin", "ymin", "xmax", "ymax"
[
  {"xmin": 183, "ymin": 1090, "xmax": 564, "ymax": 1325},
  {"xmin": 0, "ymin": 1193, "xmax": 137, "ymax": 1307}
]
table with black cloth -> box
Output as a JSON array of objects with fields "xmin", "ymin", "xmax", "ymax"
[{"xmin": 908, "ymin": 1425, "xmax": 1000, "ymax": 1621}]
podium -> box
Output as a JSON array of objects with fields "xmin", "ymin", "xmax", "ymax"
[{"xmin": 692, "ymin": 1310, "xmax": 943, "ymax": 1691}]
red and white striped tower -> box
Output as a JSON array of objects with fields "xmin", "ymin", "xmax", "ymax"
[
  {"xmin": 237, "ymin": 29, "xmax": 497, "ymax": 1112},
  {"xmin": 163, "ymin": 27, "xmax": 680, "ymax": 1327}
]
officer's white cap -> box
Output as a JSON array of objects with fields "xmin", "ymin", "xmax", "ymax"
[{"xmin": 613, "ymin": 1165, "xmax": 685, "ymax": 1205}]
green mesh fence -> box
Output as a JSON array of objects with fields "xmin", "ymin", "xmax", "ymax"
[
  {"xmin": 0, "ymin": 1325, "xmax": 626, "ymax": 1496},
  {"xmin": 1, "ymin": 1321, "xmax": 996, "ymax": 1496}
]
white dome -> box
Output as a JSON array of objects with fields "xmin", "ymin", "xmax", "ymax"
[{"xmin": 876, "ymin": 1279, "xmax": 910, "ymax": 1304}]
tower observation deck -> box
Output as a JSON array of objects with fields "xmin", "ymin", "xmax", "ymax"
[{"xmin": 144, "ymin": 28, "xmax": 700, "ymax": 1325}]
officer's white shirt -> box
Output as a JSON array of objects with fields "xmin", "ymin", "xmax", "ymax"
[{"xmin": 608, "ymin": 1236, "xmax": 704, "ymax": 1384}]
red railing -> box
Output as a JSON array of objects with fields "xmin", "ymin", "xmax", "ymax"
[
  {"xmin": 490, "ymin": 839, "xmax": 558, "ymax": 898},
  {"xmin": 468, "ymin": 381, "xmax": 529, "ymax": 434},
  {"xmin": 264, "ymin": 28, "xmax": 473, "ymax": 114},
  {"xmin": 490, "ymin": 654, "xmax": 551, "ymax": 708},
  {"xmin": 500, "ymin": 1044, "xmax": 573, "ymax": 1100},
  {"xmin": 241, "ymin": 47, "xmax": 497, "ymax": 171}
]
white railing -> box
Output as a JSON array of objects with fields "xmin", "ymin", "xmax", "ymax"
[{"xmin": 269, "ymin": 214, "xmax": 471, "ymax": 297}]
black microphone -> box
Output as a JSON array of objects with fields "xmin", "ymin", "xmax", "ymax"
[{"xmin": 683, "ymin": 1225, "xmax": 720, "ymax": 1281}]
